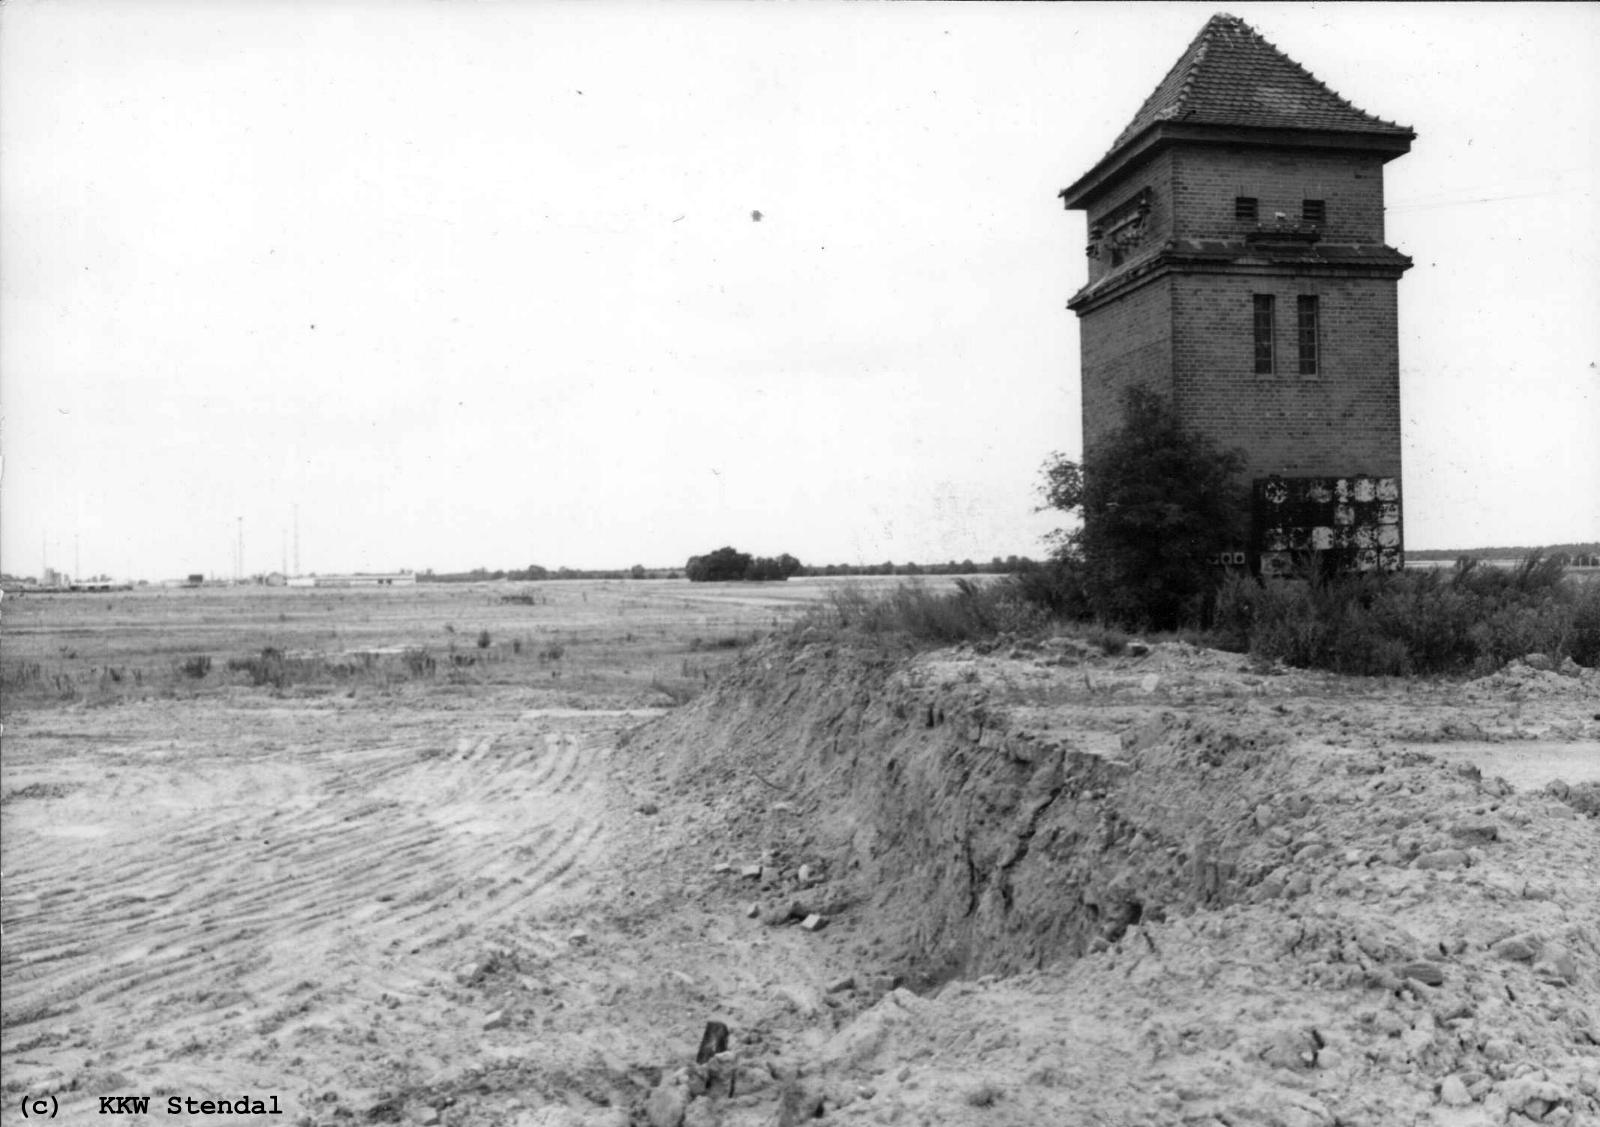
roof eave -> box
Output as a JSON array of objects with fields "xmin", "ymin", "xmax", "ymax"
[{"xmin": 1059, "ymin": 121, "xmax": 1415, "ymax": 211}]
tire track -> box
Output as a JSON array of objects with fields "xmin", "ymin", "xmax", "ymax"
[{"xmin": 1, "ymin": 705, "xmax": 627, "ymax": 1111}]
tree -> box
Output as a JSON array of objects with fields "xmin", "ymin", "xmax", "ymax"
[
  {"xmin": 686, "ymin": 547, "xmax": 803, "ymax": 582},
  {"xmin": 1040, "ymin": 387, "xmax": 1247, "ymax": 630},
  {"xmin": 685, "ymin": 546, "xmax": 753, "ymax": 582}
]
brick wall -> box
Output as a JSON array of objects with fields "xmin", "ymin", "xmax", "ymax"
[
  {"xmin": 1170, "ymin": 273, "xmax": 1401, "ymax": 480},
  {"xmin": 1078, "ymin": 278, "xmax": 1175, "ymax": 452},
  {"xmin": 1171, "ymin": 147, "xmax": 1388, "ymax": 243}
]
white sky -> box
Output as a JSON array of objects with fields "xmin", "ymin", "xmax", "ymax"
[{"xmin": 2, "ymin": 1, "xmax": 1596, "ymax": 579}]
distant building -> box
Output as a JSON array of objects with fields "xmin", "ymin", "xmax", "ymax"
[
  {"xmin": 286, "ymin": 573, "xmax": 417, "ymax": 588},
  {"xmin": 1060, "ymin": 14, "xmax": 1412, "ymax": 575}
]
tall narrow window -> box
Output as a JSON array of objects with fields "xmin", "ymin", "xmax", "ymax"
[
  {"xmin": 1236, "ymin": 196, "xmax": 1258, "ymax": 222},
  {"xmin": 1302, "ymin": 199, "xmax": 1326, "ymax": 226},
  {"xmin": 1253, "ymin": 295, "xmax": 1276, "ymax": 374},
  {"xmin": 1297, "ymin": 295, "xmax": 1320, "ymax": 375}
]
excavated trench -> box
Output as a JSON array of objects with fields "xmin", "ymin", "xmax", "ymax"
[
  {"xmin": 618, "ymin": 638, "xmax": 1600, "ymax": 1125},
  {"xmin": 637, "ymin": 637, "xmax": 1318, "ymax": 981}
]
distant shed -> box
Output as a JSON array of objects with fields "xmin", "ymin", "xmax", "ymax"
[{"xmin": 286, "ymin": 573, "xmax": 417, "ymax": 588}]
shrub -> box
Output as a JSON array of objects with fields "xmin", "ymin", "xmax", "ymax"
[
  {"xmin": 403, "ymin": 648, "xmax": 437, "ymax": 678},
  {"xmin": 228, "ymin": 647, "xmax": 289, "ymax": 688},
  {"xmin": 794, "ymin": 579, "xmax": 1046, "ymax": 646},
  {"xmin": 179, "ymin": 655, "xmax": 212, "ymax": 679},
  {"xmin": 1083, "ymin": 625, "xmax": 1128, "ymax": 656},
  {"xmin": 476, "ymin": 629, "xmax": 491, "ymax": 649},
  {"xmin": 2, "ymin": 661, "xmax": 44, "ymax": 690},
  {"xmin": 1001, "ymin": 557, "xmax": 1092, "ymax": 620},
  {"xmin": 1038, "ymin": 387, "xmax": 1247, "ymax": 630},
  {"xmin": 1218, "ymin": 553, "xmax": 1598, "ymax": 676}
]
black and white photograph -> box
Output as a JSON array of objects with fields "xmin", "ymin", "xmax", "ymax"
[{"xmin": 3, "ymin": 3, "xmax": 1598, "ymax": 1125}]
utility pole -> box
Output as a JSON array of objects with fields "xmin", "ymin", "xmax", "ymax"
[
  {"xmin": 237, "ymin": 517, "xmax": 244, "ymax": 584},
  {"xmin": 293, "ymin": 505, "xmax": 300, "ymax": 576}
]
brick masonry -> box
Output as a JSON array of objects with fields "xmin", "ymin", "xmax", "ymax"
[
  {"xmin": 1170, "ymin": 147, "xmax": 1388, "ymax": 243},
  {"xmin": 1079, "ymin": 277, "xmax": 1175, "ymax": 451},
  {"xmin": 1170, "ymin": 272, "xmax": 1401, "ymax": 482}
]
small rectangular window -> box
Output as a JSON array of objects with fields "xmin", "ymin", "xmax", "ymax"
[
  {"xmin": 1302, "ymin": 199, "xmax": 1326, "ymax": 225},
  {"xmin": 1253, "ymin": 294, "xmax": 1276, "ymax": 375},
  {"xmin": 1235, "ymin": 196, "xmax": 1258, "ymax": 222},
  {"xmin": 1297, "ymin": 295, "xmax": 1320, "ymax": 376}
]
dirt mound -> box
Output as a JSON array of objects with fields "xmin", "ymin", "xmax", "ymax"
[{"xmin": 630, "ymin": 636, "xmax": 1600, "ymax": 1125}]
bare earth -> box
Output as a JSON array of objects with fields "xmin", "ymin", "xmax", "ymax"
[{"xmin": 3, "ymin": 582, "xmax": 1597, "ymax": 1127}]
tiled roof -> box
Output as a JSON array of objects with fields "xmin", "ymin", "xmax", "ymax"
[{"xmin": 1109, "ymin": 13, "xmax": 1412, "ymax": 151}]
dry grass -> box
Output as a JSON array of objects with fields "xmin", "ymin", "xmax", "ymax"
[{"xmin": 0, "ymin": 578, "xmax": 978, "ymax": 714}]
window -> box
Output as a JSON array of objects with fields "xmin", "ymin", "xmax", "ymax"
[
  {"xmin": 1235, "ymin": 196, "xmax": 1258, "ymax": 222},
  {"xmin": 1297, "ymin": 295, "xmax": 1320, "ymax": 376},
  {"xmin": 1253, "ymin": 295, "xmax": 1276, "ymax": 374},
  {"xmin": 1302, "ymin": 199, "xmax": 1326, "ymax": 226}
]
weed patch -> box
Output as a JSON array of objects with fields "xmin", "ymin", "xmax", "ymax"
[{"xmin": 792, "ymin": 579, "xmax": 1047, "ymax": 648}]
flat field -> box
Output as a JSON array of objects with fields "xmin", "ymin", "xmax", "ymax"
[{"xmin": 1, "ymin": 580, "xmax": 912, "ymax": 1125}]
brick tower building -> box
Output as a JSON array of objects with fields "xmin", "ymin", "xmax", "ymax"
[{"xmin": 1060, "ymin": 14, "xmax": 1413, "ymax": 575}]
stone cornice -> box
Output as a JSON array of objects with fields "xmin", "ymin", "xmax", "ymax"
[{"xmin": 1068, "ymin": 244, "xmax": 1413, "ymax": 315}]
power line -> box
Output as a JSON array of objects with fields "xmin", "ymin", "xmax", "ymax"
[{"xmin": 1388, "ymin": 187, "xmax": 1590, "ymax": 213}]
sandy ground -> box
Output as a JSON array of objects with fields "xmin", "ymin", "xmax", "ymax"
[{"xmin": 3, "ymin": 584, "xmax": 1598, "ymax": 1127}]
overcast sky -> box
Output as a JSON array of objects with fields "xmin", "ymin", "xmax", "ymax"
[{"xmin": 2, "ymin": 1, "xmax": 1596, "ymax": 579}]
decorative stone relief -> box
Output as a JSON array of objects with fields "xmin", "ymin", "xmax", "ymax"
[{"xmin": 1087, "ymin": 188, "xmax": 1153, "ymax": 265}]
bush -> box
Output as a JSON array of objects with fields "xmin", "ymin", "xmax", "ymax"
[
  {"xmin": 179, "ymin": 655, "xmax": 212, "ymax": 679},
  {"xmin": 228, "ymin": 647, "xmax": 290, "ymax": 688},
  {"xmin": 476, "ymin": 629, "xmax": 492, "ymax": 649},
  {"xmin": 1038, "ymin": 387, "xmax": 1248, "ymax": 631},
  {"xmin": 795, "ymin": 579, "xmax": 1047, "ymax": 646},
  {"xmin": 1001, "ymin": 557, "xmax": 1092, "ymax": 620},
  {"xmin": 1216, "ymin": 553, "xmax": 1598, "ymax": 676}
]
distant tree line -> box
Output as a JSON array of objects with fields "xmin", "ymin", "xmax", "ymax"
[
  {"xmin": 1408, "ymin": 544, "xmax": 1600, "ymax": 566},
  {"xmin": 415, "ymin": 555, "xmax": 1046, "ymax": 585},
  {"xmin": 795, "ymin": 557, "xmax": 1040, "ymax": 578}
]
